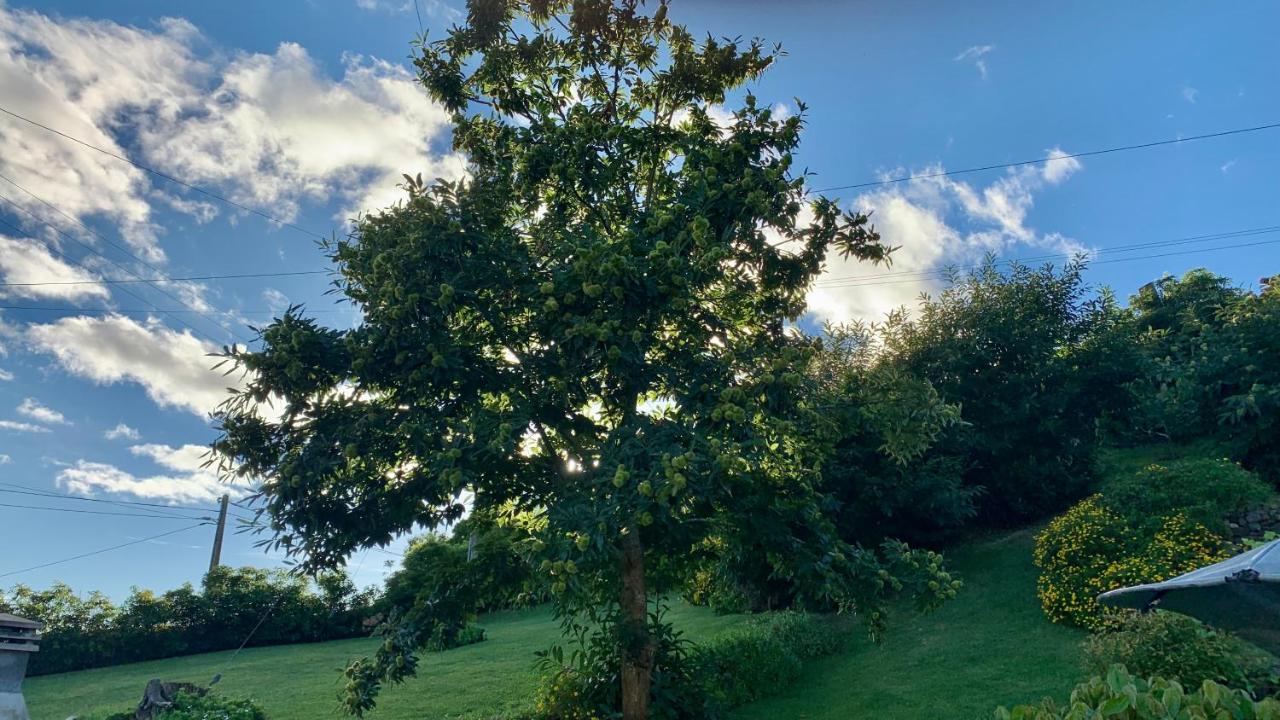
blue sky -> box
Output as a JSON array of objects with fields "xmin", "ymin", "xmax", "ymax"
[{"xmin": 0, "ymin": 0, "xmax": 1276, "ymax": 599}]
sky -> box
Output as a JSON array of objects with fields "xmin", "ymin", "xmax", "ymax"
[{"xmin": 0, "ymin": 0, "xmax": 1277, "ymax": 600}]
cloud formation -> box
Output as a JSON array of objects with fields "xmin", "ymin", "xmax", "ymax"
[
  {"xmin": 807, "ymin": 150, "xmax": 1086, "ymax": 325},
  {"xmin": 58, "ymin": 442, "xmax": 244, "ymax": 505},
  {"xmin": 17, "ymin": 397, "xmax": 69, "ymax": 425},
  {"xmin": 104, "ymin": 422, "xmax": 141, "ymax": 440},
  {"xmin": 0, "ymin": 4, "xmax": 463, "ymax": 264},
  {"xmin": 0, "ymin": 419, "xmax": 51, "ymax": 433},
  {"xmin": 0, "ymin": 235, "xmax": 111, "ymax": 302},
  {"xmin": 955, "ymin": 45, "xmax": 995, "ymax": 80},
  {"xmin": 25, "ymin": 314, "xmax": 231, "ymax": 416}
]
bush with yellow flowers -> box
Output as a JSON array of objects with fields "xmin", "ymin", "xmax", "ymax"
[{"xmin": 1034, "ymin": 499, "xmax": 1229, "ymax": 629}]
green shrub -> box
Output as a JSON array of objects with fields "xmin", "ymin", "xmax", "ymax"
[
  {"xmin": 996, "ymin": 665, "xmax": 1280, "ymax": 719},
  {"xmin": 426, "ymin": 623, "xmax": 486, "ymax": 652},
  {"xmin": 1034, "ymin": 499, "xmax": 1227, "ymax": 628},
  {"xmin": 690, "ymin": 611, "xmax": 849, "ymax": 710},
  {"xmin": 1082, "ymin": 611, "xmax": 1275, "ymax": 692},
  {"xmin": 532, "ymin": 611, "xmax": 848, "ymax": 719},
  {"xmin": 100, "ymin": 692, "xmax": 267, "ymax": 720},
  {"xmin": 1100, "ymin": 457, "xmax": 1272, "ymax": 532}
]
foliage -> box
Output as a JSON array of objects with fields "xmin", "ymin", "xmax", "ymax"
[
  {"xmin": 1123, "ymin": 271, "xmax": 1280, "ymax": 480},
  {"xmin": 877, "ymin": 258, "xmax": 1138, "ymax": 525},
  {"xmin": 378, "ymin": 512, "xmax": 534, "ymax": 649},
  {"xmin": 996, "ymin": 665, "xmax": 1280, "ymax": 719},
  {"xmin": 1082, "ymin": 611, "xmax": 1275, "ymax": 693},
  {"xmin": 1034, "ymin": 498, "xmax": 1227, "ymax": 628},
  {"xmin": 811, "ymin": 322, "xmax": 973, "ymax": 549},
  {"xmin": 1099, "ymin": 458, "xmax": 1270, "ymax": 533},
  {"xmin": 0, "ymin": 567, "xmax": 376, "ymax": 676},
  {"xmin": 99, "ymin": 693, "xmax": 268, "ymax": 720},
  {"xmin": 533, "ymin": 610, "xmax": 848, "ymax": 719},
  {"xmin": 211, "ymin": 0, "xmax": 955, "ymax": 716}
]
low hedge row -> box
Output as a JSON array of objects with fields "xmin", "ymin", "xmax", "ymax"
[{"xmin": 532, "ymin": 610, "xmax": 850, "ymax": 719}]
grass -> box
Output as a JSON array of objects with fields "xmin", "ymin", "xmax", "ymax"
[
  {"xmin": 729, "ymin": 528, "xmax": 1087, "ymax": 720},
  {"xmin": 26, "ymin": 530, "xmax": 1088, "ymax": 720},
  {"xmin": 25, "ymin": 601, "xmax": 744, "ymax": 720}
]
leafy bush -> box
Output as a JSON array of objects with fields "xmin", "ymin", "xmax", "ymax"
[
  {"xmin": 1124, "ymin": 271, "xmax": 1280, "ymax": 481},
  {"xmin": 996, "ymin": 665, "xmax": 1280, "ymax": 719},
  {"xmin": 691, "ymin": 611, "xmax": 849, "ymax": 709},
  {"xmin": 380, "ymin": 512, "xmax": 535, "ymax": 620},
  {"xmin": 426, "ymin": 623, "xmax": 486, "ymax": 652},
  {"xmin": 1034, "ymin": 498, "xmax": 1227, "ymax": 628},
  {"xmin": 2, "ymin": 567, "xmax": 377, "ymax": 676},
  {"xmin": 878, "ymin": 259, "xmax": 1138, "ymax": 525},
  {"xmin": 1100, "ymin": 458, "xmax": 1272, "ymax": 532},
  {"xmin": 532, "ymin": 611, "xmax": 848, "ymax": 719},
  {"xmin": 1082, "ymin": 612, "xmax": 1275, "ymax": 692},
  {"xmin": 99, "ymin": 692, "xmax": 267, "ymax": 720}
]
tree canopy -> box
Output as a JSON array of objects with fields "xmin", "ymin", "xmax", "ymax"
[{"xmin": 212, "ymin": 1, "xmax": 953, "ymax": 716}]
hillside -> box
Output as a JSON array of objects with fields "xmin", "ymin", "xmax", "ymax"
[{"xmin": 25, "ymin": 529, "xmax": 1081, "ymax": 720}]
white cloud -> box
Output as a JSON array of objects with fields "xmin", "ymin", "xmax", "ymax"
[
  {"xmin": 1181, "ymin": 86, "xmax": 1198, "ymax": 104},
  {"xmin": 0, "ymin": 454, "xmax": 9, "ymax": 464},
  {"xmin": 25, "ymin": 314, "xmax": 231, "ymax": 417},
  {"xmin": 55, "ymin": 442, "xmax": 249, "ymax": 506},
  {"xmin": 0, "ymin": 368, "xmax": 12, "ymax": 381},
  {"xmin": 954, "ymin": 45, "xmax": 995, "ymax": 80},
  {"xmin": 17, "ymin": 397, "xmax": 69, "ymax": 425},
  {"xmin": 0, "ymin": 235, "xmax": 111, "ymax": 302},
  {"xmin": 104, "ymin": 422, "xmax": 141, "ymax": 440},
  {"xmin": 131, "ymin": 45, "xmax": 467, "ymax": 224},
  {"xmin": 57, "ymin": 453, "xmax": 242, "ymax": 505},
  {"xmin": 0, "ymin": 5, "xmax": 463, "ymax": 261},
  {"xmin": 1041, "ymin": 148, "xmax": 1082, "ymax": 185},
  {"xmin": 129, "ymin": 442, "xmax": 209, "ymax": 474},
  {"xmin": 807, "ymin": 154, "xmax": 1087, "ymax": 325},
  {"xmin": 0, "ymin": 419, "xmax": 51, "ymax": 433},
  {"xmin": 262, "ymin": 288, "xmax": 290, "ymax": 314}
]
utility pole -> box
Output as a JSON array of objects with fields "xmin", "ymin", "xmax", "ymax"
[{"xmin": 209, "ymin": 494, "xmax": 229, "ymax": 575}]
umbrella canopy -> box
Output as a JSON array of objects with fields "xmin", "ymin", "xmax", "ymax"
[{"xmin": 1098, "ymin": 538, "xmax": 1280, "ymax": 656}]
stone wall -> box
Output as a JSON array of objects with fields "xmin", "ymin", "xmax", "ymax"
[{"xmin": 1225, "ymin": 502, "xmax": 1280, "ymax": 542}]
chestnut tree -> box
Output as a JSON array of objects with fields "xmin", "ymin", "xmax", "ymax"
[{"xmin": 212, "ymin": 1, "xmax": 954, "ymax": 716}]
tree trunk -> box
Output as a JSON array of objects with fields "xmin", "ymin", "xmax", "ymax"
[{"xmin": 619, "ymin": 530, "xmax": 653, "ymax": 720}]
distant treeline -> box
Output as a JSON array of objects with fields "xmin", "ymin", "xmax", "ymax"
[{"xmin": 1, "ymin": 566, "xmax": 377, "ymax": 676}]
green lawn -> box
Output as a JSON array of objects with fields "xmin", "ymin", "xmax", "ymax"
[
  {"xmin": 729, "ymin": 528, "xmax": 1086, "ymax": 720},
  {"xmin": 26, "ymin": 530, "xmax": 1082, "ymax": 720},
  {"xmin": 25, "ymin": 602, "xmax": 744, "ymax": 720}
]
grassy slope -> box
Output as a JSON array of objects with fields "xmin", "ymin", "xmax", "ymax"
[
  {"xmin": 26, "ymin": 602, "xmax": 743, "ymax": 720},
  {"xmin": 731, "ymin": 529, "xmax": 1086, "ymax": 720},
  {"xmin": 27, "ymin": 529, "xmax": 1087, "ymax": 720}
]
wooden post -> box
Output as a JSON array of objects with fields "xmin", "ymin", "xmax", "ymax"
[{"xmin": 208, "ymin": 494, "xmax": 229, "ymax": 575}]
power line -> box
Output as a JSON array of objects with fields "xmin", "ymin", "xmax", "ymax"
[
  {"xmin": 0, "ymin": 269, "xmax": 329, "ymax": 288},
  {"xmin": 0, "ymin": 170, "xmax": 248, "ymax": 343},
  {"xmin": 0, "ymin": 523, "xmax": 209, "ymax": 579},
  {"xmin": 0, "ymin": 190, "xmax": 234, "ymax": 344},
  {"xmin": 0, "ymin": 105, "xmax": 328, "ymax": 241},
  {"xmin": 0, "ymin": 481, "xmax": 221, "ymax": 515},
  {"xmin": 809, "ymin": 121, "xmax": 1280, "ymax": 194},
  {"xmin": 816, "ymin": 235, "xmax": 1280, "ymax": 290},
  {"xmin": 814, "ymin": 225, "xmax": 1280, "ymax": 287},
  {"xmin": 0, "ymin": 305, "xmax": 344, "ymax": 316},
  {"xmin": 0, "ymin": 500, "xmax": 212, "ymax": 521}
]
